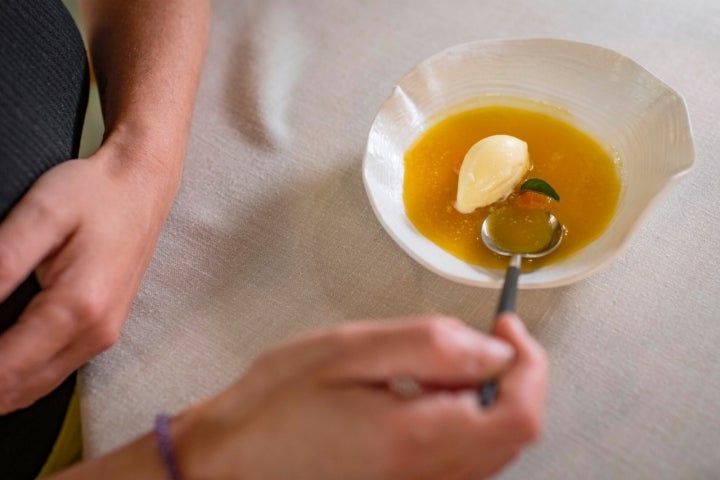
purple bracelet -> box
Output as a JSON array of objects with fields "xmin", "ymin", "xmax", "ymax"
[{"xmin": 155, "ymin": 414, "xmax": 183, "ymax": 480}]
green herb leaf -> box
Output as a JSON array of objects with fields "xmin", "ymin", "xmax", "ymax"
[{"xmin": 520, "ymin": 178, "xmax": 560, "ymax": 202}]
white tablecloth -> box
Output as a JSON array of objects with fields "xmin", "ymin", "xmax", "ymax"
[{"xmin": 81, "ymin": 0, "xmax": 720, "ymax": 478}]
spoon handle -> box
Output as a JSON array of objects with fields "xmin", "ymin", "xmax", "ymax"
[
  {"xmin": 480, "ymin": 254, "xmax": 522, "ymax": 408},
  {"xmin": 496, "ymin": 254, "xmax": 522, "ymax": 314}
]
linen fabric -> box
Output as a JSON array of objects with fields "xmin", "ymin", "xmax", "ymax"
[{"xmin": 81, "ymin": 1, "xmax": 720, "ymax": 478}]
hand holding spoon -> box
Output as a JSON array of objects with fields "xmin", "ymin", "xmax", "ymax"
[{"xmin": 479, "ymin": 206, "xmax": 564, "ymax": 406}]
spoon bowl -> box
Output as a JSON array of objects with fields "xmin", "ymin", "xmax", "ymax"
[{"xmin": 481, "ymin": 209, "xmax": 564, "ymax": 259}]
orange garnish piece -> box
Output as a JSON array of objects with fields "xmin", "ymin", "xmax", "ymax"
[{"xmin": 515, "ymin": 190, "xmax": 552, "ymax": 210}]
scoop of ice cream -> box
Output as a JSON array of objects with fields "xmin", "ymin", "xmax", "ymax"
[{"xmin": 455, "ymin": 135, "xmax": 530, "ymax": 213}]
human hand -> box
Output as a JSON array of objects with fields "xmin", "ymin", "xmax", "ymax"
[
  {"xmin": 0, "ymin": 139, "xmax": 181, "ymax": 413},
  {"xmin": 171, "ymin": 314, "xmax": 548, "ymax": 480}
]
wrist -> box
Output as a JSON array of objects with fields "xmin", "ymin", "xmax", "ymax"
[
  {"xmin": 167, "ymin": 404, "xmax": 224, "ymax": 480},
  {"xmin": 100, "ymin": 121, "xmax": 186, "ymax": 177},
  {"xmin": 155, "ymin": 415, "xmax": 183, "ymax": 480},
  {"xmin": 90, "ymin": 123, "xmax": 186, "ymax": 211},
  {"xmin": 164, "ymin": 408, "xmax": 197, "ymax": 478},
  {"xmin": 169, "ymin": 400, "xmax": 253, "ymax": 480}
]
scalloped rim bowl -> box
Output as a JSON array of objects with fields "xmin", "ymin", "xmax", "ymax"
[{"xmin": 363, "ymin": 38, "xmax": 694, "ymax": 289}]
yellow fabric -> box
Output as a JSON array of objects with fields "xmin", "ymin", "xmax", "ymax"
[{"xmin": 37, "ymin": 390, "xmax": 82, "ymax": 478}]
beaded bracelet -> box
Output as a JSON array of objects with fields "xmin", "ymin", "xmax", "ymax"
[{"xmin": 155, "ymin": 414, "xmax": 183, "ymax": 480}]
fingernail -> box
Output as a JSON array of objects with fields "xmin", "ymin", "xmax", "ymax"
[
  {"xmin": 510, "ymin": 314, "xmax": 527, "ymax": 332},
  {"xmin": 485, "ymin": 337, "xmax": 514, "ymax": 360}
]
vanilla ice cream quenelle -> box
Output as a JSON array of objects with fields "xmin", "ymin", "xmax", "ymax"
[{"xmin": 455, "ymin": 135, "xmax": 530, "ymax": 213}]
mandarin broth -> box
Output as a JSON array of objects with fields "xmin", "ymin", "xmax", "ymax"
[{"xmin": 403, "ymin": 104, "xmax": 621, "ymax": 270}]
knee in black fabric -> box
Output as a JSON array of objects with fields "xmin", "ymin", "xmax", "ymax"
[{"xmin": 0, "ymin": 0, "xmax": 90, "ymax": 477}]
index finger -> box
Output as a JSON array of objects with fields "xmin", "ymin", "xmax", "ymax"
[
  {"xmin": 0, "ymin": 286, "xmax": 78, "ymax": 413},
  {"xmin": 249, "ymin": 316, "xmax": 516, "ymax": 391},
  {"xmin": 320, "ymin": 316, "xmax": 516, "ymax": 387}
]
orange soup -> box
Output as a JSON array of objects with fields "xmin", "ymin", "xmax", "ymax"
[{"xmin": 403, "ymin": 104, "xmax": 621, "ymax": 270}]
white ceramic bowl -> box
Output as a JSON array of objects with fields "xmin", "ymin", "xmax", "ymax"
[{"xmin": 363, "ymin": 38, "xmax": 694, "ymax": 288}]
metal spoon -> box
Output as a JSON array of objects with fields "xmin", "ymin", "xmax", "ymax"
[
  {"xmin": 482, "ymin": 209, "xmax": 564, "ymax": 314},
  {"xmin": 479, "ymin": 208, "xmax": 564, "ymax": 407}
]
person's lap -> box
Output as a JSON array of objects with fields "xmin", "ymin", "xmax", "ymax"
[{"xmin": 0, "ymin": 0, "xmax": 89, "ymax": 477}]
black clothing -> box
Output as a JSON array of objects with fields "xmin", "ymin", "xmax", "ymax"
[{"xmin": 0, "ymin": 0, "xmax": 89, "ymax": 478}]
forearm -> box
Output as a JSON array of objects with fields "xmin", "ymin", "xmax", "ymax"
[
  {"xmin": 48, "ymin": 431, "xmax": 167, "ymax": 480},
  {"xmin": 48, "ymin": 406, "xmax": 204, "ymax": 479},
  {"xmin": 45, "ymin": 6, "xmax": 210, "ymax": 475},
  {"xmin": 79, "ymin": 0, "xmax": 209, "ymax": 182}
]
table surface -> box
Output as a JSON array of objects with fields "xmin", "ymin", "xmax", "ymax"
[{"xmin": 80, "ymin": 0, "xmax": 720, "ymax": 477}]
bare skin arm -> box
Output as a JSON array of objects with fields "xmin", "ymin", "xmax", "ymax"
[
  {"xmin": 81, "ymin": 0, "xmax": 210, "ymax": 179},
  {"xmin": 49, "ymin": 315, "xmax": 547, "ymax": 479},
  {"xmin": 0, "ymin": 0, "xmax": 210, "ymax": 412}
]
